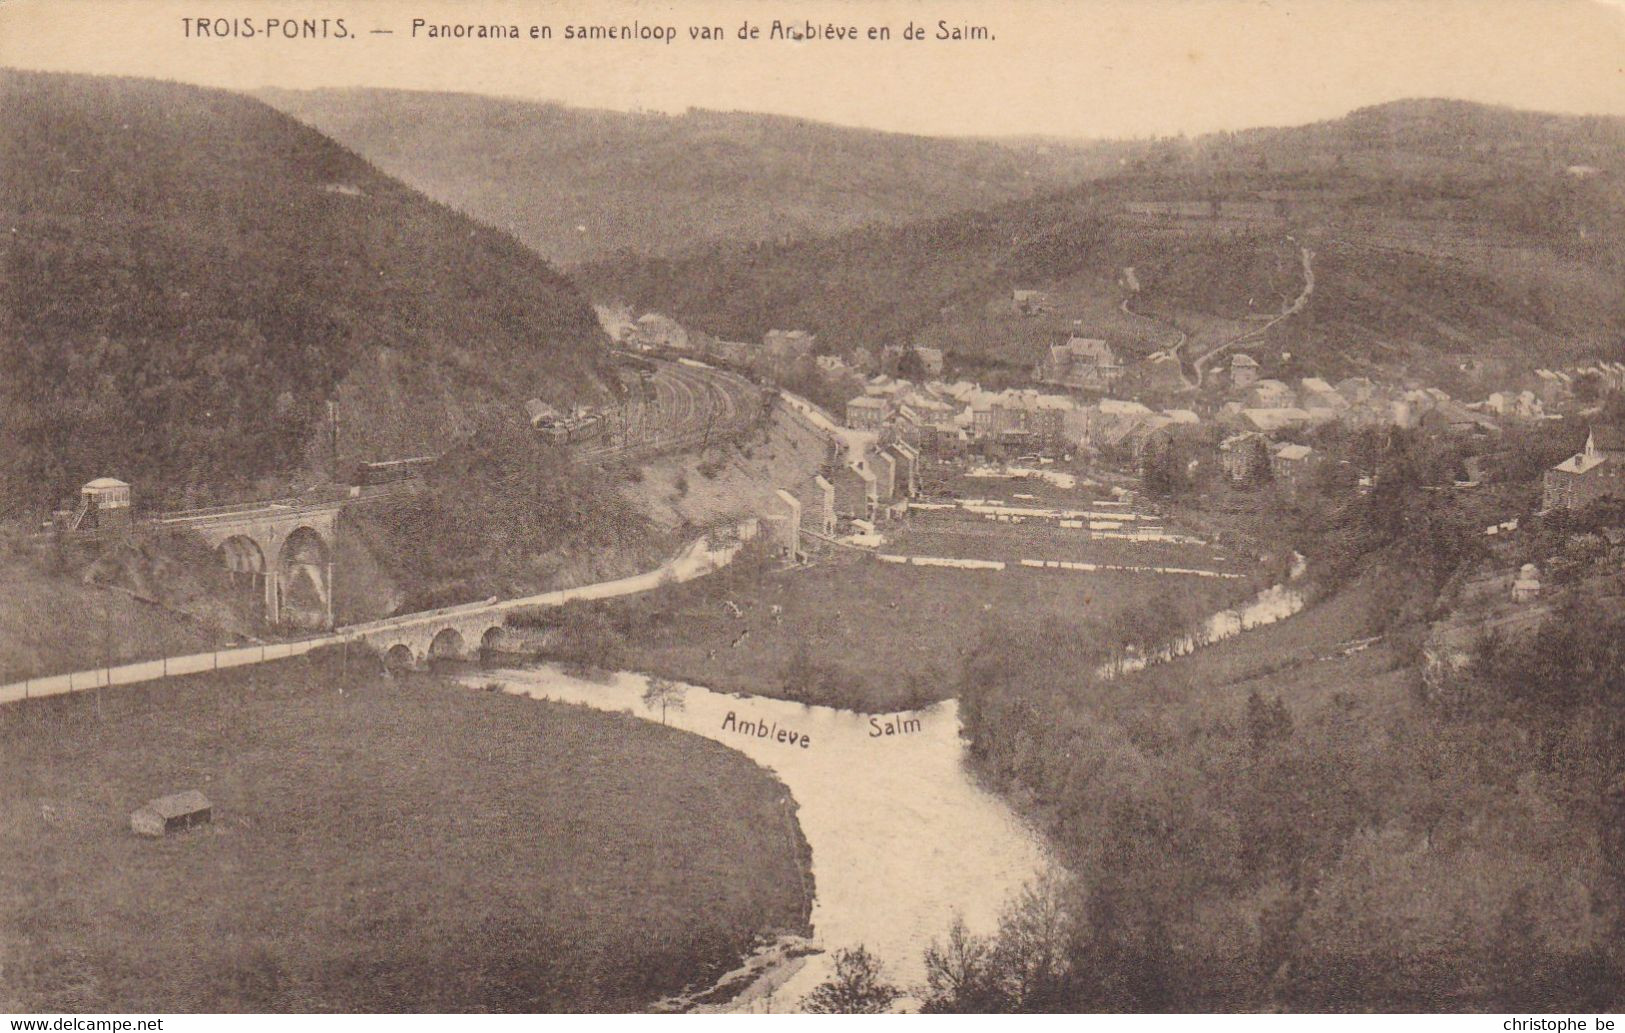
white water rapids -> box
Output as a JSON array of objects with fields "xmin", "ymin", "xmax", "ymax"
[{"xmin": 462, "ymin": 666, "xmax": 1050, "ymax": 1012}]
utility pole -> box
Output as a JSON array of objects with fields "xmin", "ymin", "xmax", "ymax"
[
  {"xmin": 329, "ymin": 399, "xmax": 341, "ymax": 478},
  {"xmin": 703, "ymin": 383, "xmax": 716, "ymax": 448},
  {"xmin": 99, "ymin": 592, "xmax": 110, "ymax": 722}
]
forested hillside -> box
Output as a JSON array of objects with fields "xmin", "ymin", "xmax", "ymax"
[
  {"xmin": 258, "ymin": 87, "xmax": 1130, "ymax": 265},
  {"xmin": 0, "ymin": 70, "xmax": 613, "ymax": 515},
  {"xmin": 933, "ymin": 435, "xmax": 1625, "ymax": 1012},
  {"xmin": 581, "ymin": 100, "xmax": 1625, "ymax": 385}
]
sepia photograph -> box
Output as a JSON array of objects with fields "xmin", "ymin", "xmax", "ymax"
[{"xmin": 0, "ymin": 0, "xmax": 1622, "ymax": 1021}]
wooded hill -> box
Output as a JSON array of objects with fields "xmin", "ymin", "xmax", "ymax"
[
  {"xmin": 578, "ymin": 100, "xmax": 1625, "ymax": 388},
  {"xmin": 257, "ymin": 86, "xmax": 1132, "ymax": 265},
  {"xmin": 0, "ymin": 70, "xmax": 613, "ymax": 515}
]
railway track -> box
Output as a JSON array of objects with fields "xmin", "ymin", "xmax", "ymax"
[{"xmin": 574, "ymin": 357, "xmax": 763, "ymax": 463}]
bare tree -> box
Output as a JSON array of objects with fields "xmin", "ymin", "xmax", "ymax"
[
  {"xmin": 641, "ymin": 676, "xmax": 686, "ymax": 725},
  {"xmin": 921, "ymin": 917, "xmax": 1002, "ymax": 1012}
]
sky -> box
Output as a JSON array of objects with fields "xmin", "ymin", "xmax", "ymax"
[{"xmin": 1, "ymin": 0, "xmax": 1621, "ymax": 139}]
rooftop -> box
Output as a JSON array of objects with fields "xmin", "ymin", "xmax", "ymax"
[{"xmin": 1554, "ymin": 452, "xmax": 1607, "ymax": 475}]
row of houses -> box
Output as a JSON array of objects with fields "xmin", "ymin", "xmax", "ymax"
[
  {"xmin": 847, "ymin": 341, "xmax": 1530, "ymax": 457},
  {"xmin": 1527, "ymin": 362, "xmax": 1625, "ymax": 406},
  {"xmin": 846, "ymin": 377, "xmax": 1083, "ymax": 455},
  {"xmin": 751, "ymin": 407, "xmax": 925, "ymax": 561}
]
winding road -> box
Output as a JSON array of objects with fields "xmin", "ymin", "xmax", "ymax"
[
  {"xmin": 1120, "ymin": 265, "xmax": 1196, "ymax": 390},
  {"xmin": 1190, "ymin": 245, "xmax": 1315, "ymax": 388}
]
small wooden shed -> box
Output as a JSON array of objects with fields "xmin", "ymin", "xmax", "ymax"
[
  {"xmin": 130, "ymin": 790, "xmax": 212, "ymax": 837},
  {"xmin": 1512, "ymin": 563, "xmax": 1542, "ymax": 603}
]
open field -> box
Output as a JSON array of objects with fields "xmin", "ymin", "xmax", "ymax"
[
  {"xmin": 0, "ymin": 652, "xmax": 811, "ymax": 1013},
  {"xmin": 929, "ymin": 470, "xmax": 1117, "ymax": 505},
  {"xmin": 885, "ymin": 520, "xmax": 1257, "ymax": 574},
  {"xmin": 531, "ymin": 551, "xmax": 1252, "ymax": 713},
  {"xmin": 0, "ymin": 558, "xmax": 231, "ymax": 684}
]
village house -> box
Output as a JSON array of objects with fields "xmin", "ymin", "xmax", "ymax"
[
  {"xmin": 913, "ymin": 346, "xmax": 944, "ymax": 377},
  {"xmin": 1247, "ymin": 379, "xmax": 1298, "ymax": 409},
  {"xmin": 891, "ymin": 404, "xmax": 925, "ymax": 446},
  {"xmin": 869, "ymin": 449, "xmax": 897, "ymax": 507},
  {"xmin": 763, "ymin": 489, "xmax": 802, "ymax": 560},
  {"xmin": 865, "ymin": 374, "xmax": 908, "ymax": 398},
  {"xmin": 1420, "ymin": 400, "xmax": 1499, "ymax": 438},
  {"xmin": 1532, "ymin": 369, "xmax": 1573, "ymax": 407},
  {"xmin": 936, "ymin": 380, "xmax": 981, "ymax": 404},
  {"xmin": 1220, "ymin": 432, "xmax": 1269, "ymax": 483},
  {"xmin": 1040, "ymin": 327, "xmax": 1123, "ymax": 391},
  {"xmin": 845, "ymin": 395, "xmax": 891, "ymax": 431},
  {"xmin": 1512, "ymin": 563, "xmax": 1542, "ymax": 603},
  {"xmin": 1136, "ymin": 351, "xmax": 1189, "ymax": 393},
  {"xmin": 830, "ymin": 459, "xmax": 878, "ymax": 520},
  {"xmin": 887, "ymin": 440, "xmax": 920, "ymax": 497},
  {"xmin": 1124, "ymin": 416, "xmax": 1181, "ymax": 463},
  {"xmin": 899, "ymin": 390, "xmax": 958, "ymax": 428},
  {"xmin": 1270, "ymin": 442, "xmax": 1319, "ymax": 489},
  {"xmin": 793, "ymin": 474, "xmax": 836, "ymax": 537},
  {"xmin": 1594, "ymin": 362, "xmax": 1625, "ymax": 394},
  {"xmin": 1028, "ymin": 395, "xmax": 1074, "ymax": 451},
  {"xmin": 919, "ymin": 421, "xmax": 968, "ymax": 457},
  {"xmin": 1337, "ymin": 376, "xmax": 1379, "ymax": 405},
  {"xmin": 1011, "ymin": 288, "xmax": 1049, "ymax": 315},
  {"xmin": 1241, "ymin": 407, "xmax": 1313, "ymax": 434},
  {"xmin": 1543, "ymin": 424, "xmax": 1625, "ymax": 511},
  {"xmin": 816, "ymin": 354, "xmax": 852, "ymax": 375},
  {"xmin": 629, "ymin": 312, "xmax": 689, "ymax": 352},
  {"xmin": 1483, "ymin": 390, "xmax": 1543, "ymax": 420},
  {"xmin": 1074, "ymin": 398, "xmax": 1155, "ymax": 452},
  {"xmin": 1229, "ymin": 353, "xmax": 1260, "ymax": 388},
  {"xmin": 1299, "ymin": 377, "xmax": 1347, "ymax": 411},
  {"xmin": 762, "ymin": 330, "xmax": 816, "ymax": 366}
]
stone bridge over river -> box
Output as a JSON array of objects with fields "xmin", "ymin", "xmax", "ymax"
[{"xmin": 0, "ymin": 524, "xmax": 757, "ymax": 705}]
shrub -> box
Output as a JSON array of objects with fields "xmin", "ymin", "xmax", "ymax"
[{"xmin": 801, "ymin": 946, "xmax": 900, "ymax": 1014}]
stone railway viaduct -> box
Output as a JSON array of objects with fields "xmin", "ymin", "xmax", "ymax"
[{"xmin": 157, "ymin": 499, "xmax": 345, "ymax": 630}]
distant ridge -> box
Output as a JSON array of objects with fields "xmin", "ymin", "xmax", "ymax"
[
  {"xmin": 256, "ymin": 86, "xmax": 1136, "ymax": 265},
  {"xmin": 579, "ymin": 98, "xmax": 1625, "ymax": 384}
]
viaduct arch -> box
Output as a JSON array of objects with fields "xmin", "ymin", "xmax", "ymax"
[{"xmin": 163, "ymin": 502, "xmax": 341, "ymax": 630}]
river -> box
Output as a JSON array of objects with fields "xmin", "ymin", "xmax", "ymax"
[
  {"xmin": 462, "ymin": 665, "xmax": 1052, "ymax": 1013},
  {"xmin": 461, "ymin": 560, "xmax": 1310, "ymax": 1012}
]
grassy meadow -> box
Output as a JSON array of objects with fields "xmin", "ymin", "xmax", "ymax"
[
  {"xmin": 0, "ymin": 651, "xmax": 812, "ymax": 1012},
  {"xmin": 523, "ymin": 549, "xmax": 1251, "ymax": 713}
]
